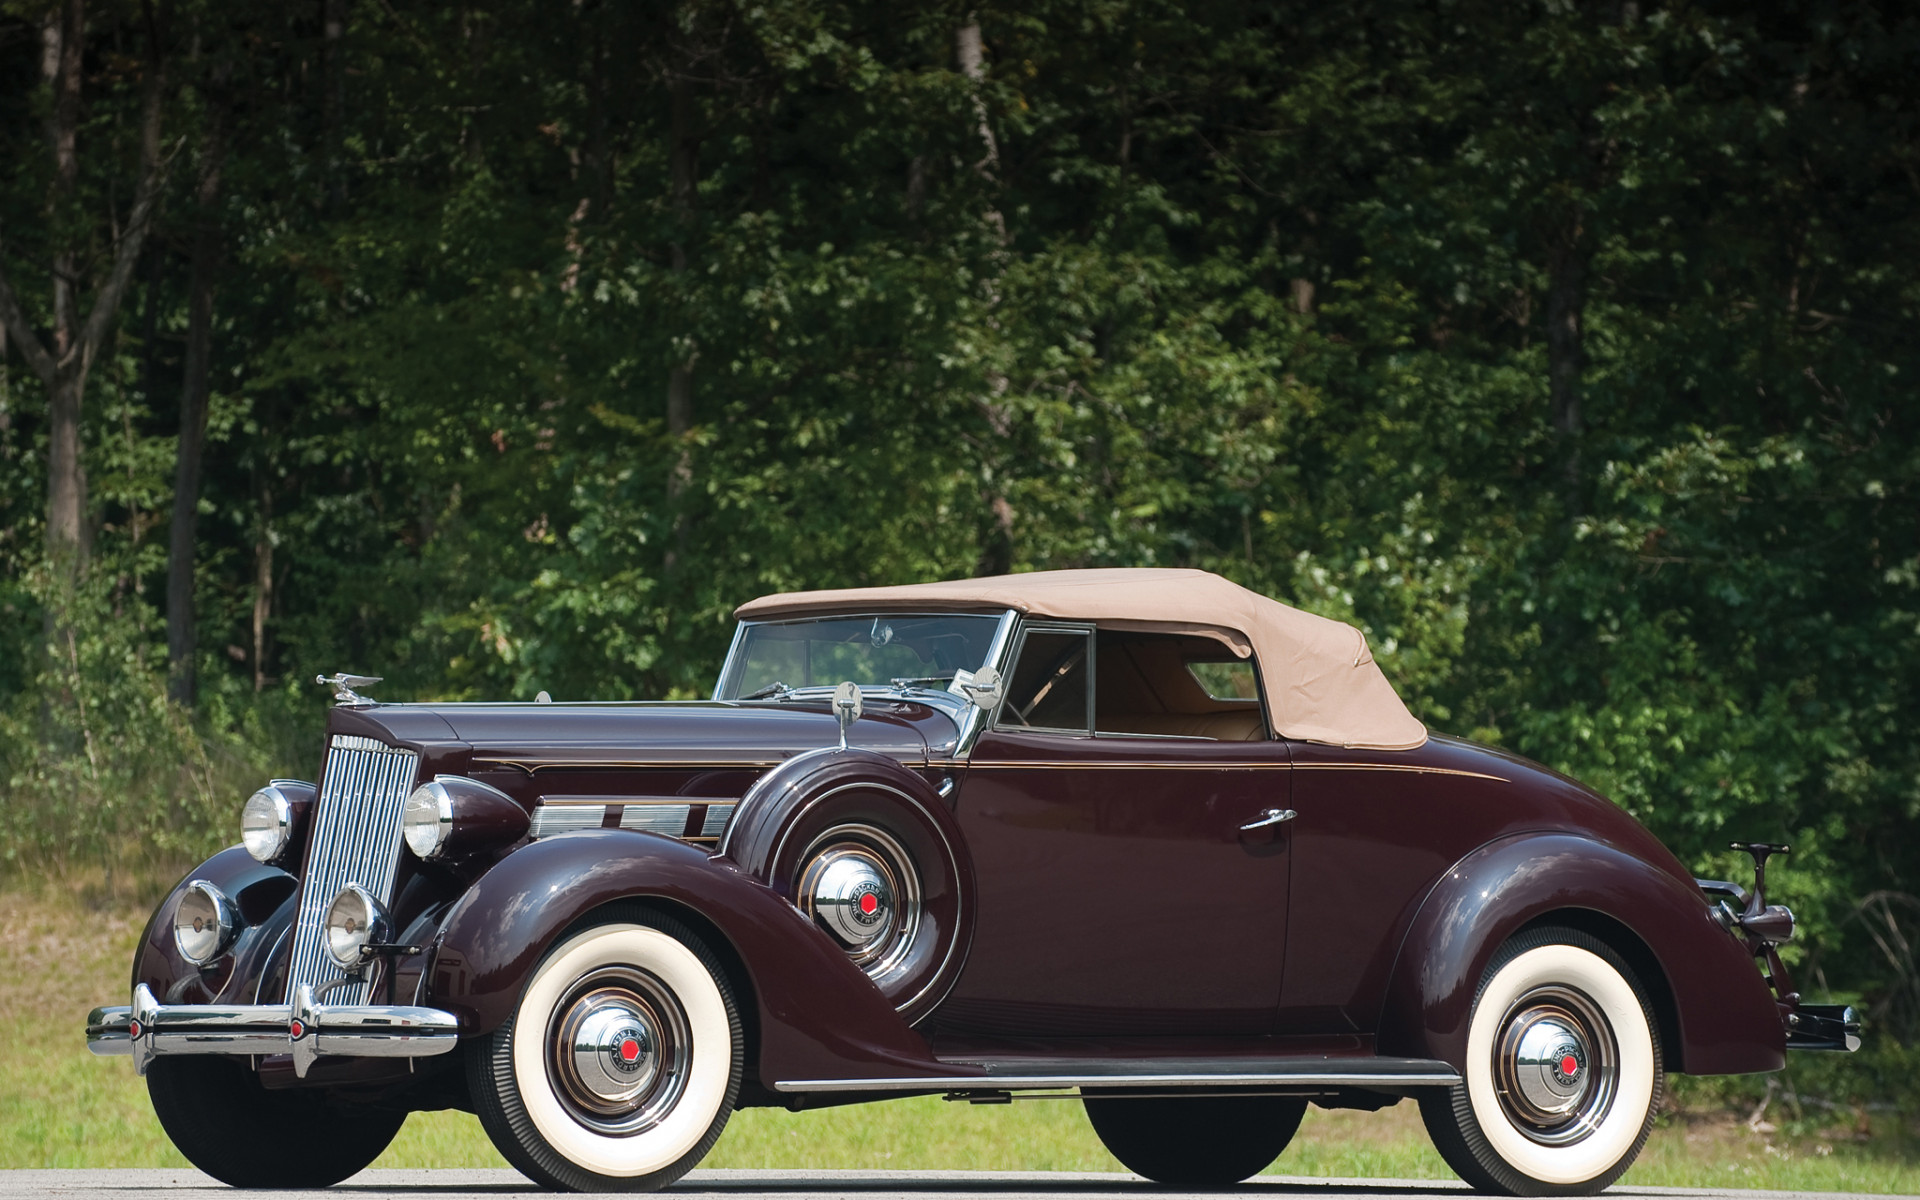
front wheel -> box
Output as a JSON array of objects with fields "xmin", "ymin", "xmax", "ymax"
[
  {"xmin": 470, "ymin": 907, "xmax": 743, "ymax": 1192},
  {"xmin": 1420, "ymin": 926, "xmax": 1664, "ymax": 1196},
  {"xmin": 1082, "ymin": 1093, "xmax": 1307, "ymax": 1184},
  {"xmin": 148, "ymin": 1056, "xmax": 405, "ymax": 1187}
]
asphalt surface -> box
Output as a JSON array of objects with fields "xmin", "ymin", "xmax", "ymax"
[{"xmin": 0, "ymin": 1172, "xmax": 1905, "ymax": 1199}]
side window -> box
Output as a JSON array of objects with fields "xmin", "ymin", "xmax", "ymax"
[
  {"xmin": 1093, "ymin": 629, "xmax": 1269, "ymax": 741},
  {"xmin": 998, "ymin": 626, "xmax": 1093, "ymax": 734}
]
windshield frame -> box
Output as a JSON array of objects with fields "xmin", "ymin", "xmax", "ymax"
[{"xmin": 712, "ymin": 610, "xmax": 1019, "ymax": 710}]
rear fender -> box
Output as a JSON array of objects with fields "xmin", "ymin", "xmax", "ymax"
[
  {"xmin": 1376, "ymin": 833, "xmax": 1783, "ymax": 1076},
  {"xmin": 428, "ymin": 830, "xmax": 949, "ymax": 1088}
]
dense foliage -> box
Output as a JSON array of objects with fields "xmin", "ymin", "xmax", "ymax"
[{"xmin": 1, "ymin": 0, "xmax": 1917, "ymax": 1039}]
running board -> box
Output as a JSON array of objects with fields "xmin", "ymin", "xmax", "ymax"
[{"xmin": 772, "ymin": 1055, "xmax": 1461, "ymax": 1094}]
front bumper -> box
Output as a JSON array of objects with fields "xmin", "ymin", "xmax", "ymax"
[{"xmin": 87, "ymin": 983, "xmax": 459, "ymax": 1078}]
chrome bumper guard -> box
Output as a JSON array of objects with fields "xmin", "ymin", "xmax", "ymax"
[
  {"xmin": 1786, "ymin": 1003, "xmax": 1861, "ymax": 1052},
  {"xmin": 87, "ymin": 983, "xmax": 459, "ymax": 1078}
]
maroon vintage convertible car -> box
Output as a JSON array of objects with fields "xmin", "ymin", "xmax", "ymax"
[{"xmin": 87, "ymin": 569, "xmax": 1852, "ymax": 1194}]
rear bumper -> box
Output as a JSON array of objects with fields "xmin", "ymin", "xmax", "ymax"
[
  {"xmin": 1786, "ymin": 1003, "xmax": 1861, "ymax": 1052},
  {"xmin": 87, "ymin": 982, "xmax": 459, "ymax": 1078}
]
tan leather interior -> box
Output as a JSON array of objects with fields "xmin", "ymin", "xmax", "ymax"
[{"xmin": 1094, "ymin": 630, "xmax": 1269, "ymax": 741}]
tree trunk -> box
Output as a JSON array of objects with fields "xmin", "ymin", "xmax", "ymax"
[
  {"xmin": 44, "ymin": 0, "xmax": 88, "ymax": 572},
  {"xmin": 323, "ymin": 0, "xmax": 347, "ymax": 209},
  {"xmin": 0, "ymin": 0, "xmax": 170, "ymax": 587},
  {"xmin": 47, "ymin": 372, "xmax": 88, "ymax": 569},
  {"xmin": 665, "ymin": 65, "xmax": 697, "ymax": 511},
  {"xmin": 167, "ymin": 78, "xmax": 227, "ymax": 705},
  {"xmin": 1546, "ymin": 218, "xmax": 1587, "ymax": 513},
  {"xmin": 957, "ymin": 15, "xmax": 1014, "ymax": 575},
  {"xmin": 252, "ymin": 485, "xmax": 273, "ymax": 693}
]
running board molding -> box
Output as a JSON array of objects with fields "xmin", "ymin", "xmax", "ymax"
[{"xmin": 772, "ymin": 1055, "xmax": 1462, "ymax": 1095}]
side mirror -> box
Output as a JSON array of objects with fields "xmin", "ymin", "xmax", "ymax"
[
  {"xmin": 833, "ymin": 681, "xmax": 863, "ymax": 749},
  {"xmin": 953, "ymin": 666, "xmax": 1003, "ymax": 712}
]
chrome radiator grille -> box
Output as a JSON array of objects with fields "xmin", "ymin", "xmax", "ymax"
[{"xmin": 286, "ymin": 735, "xmax": 419, "ymax": 1007}]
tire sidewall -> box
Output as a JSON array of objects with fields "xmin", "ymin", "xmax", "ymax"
[
  {"xmin": 1451, "ymin": 928, "xmax": 1663, "ymax": 1194},
  {"xmin": 476, "ymin": 910, "xmax": 742, "ymax": 1189}
]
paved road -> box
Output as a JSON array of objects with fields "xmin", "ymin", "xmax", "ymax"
[{"xmin": 0, "ymin": 1171, "xmax": 1905, "ymax": 1199}]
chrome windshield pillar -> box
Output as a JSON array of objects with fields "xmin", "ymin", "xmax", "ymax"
[{"xmin": 952, "ymin": 610, "xmax": 1019, "ymax": 760}]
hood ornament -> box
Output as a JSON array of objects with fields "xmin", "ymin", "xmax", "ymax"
[{"xmin": 316, "ymin": 672, "xmax": 383, "ymax": 707}]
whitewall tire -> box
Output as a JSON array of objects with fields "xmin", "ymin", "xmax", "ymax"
[
  {"xmin": 1420, "ymin": 926, "xmax": 1664, "ymax": 1196},
  {"xmin": 471, "ymin": 907, "xmax": 743, "ymax": 1192}
]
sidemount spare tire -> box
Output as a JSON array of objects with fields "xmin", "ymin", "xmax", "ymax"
[{"xmin": 722, "ymin": 748, "xmax": 973, "ymax": 1026}]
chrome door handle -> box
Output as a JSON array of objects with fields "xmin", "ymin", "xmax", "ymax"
[{"xmin": 1238, "ymin": 808, "xmax": 1296, "ymax": 835}]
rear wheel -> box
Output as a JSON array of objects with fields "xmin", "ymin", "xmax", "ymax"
[
  {"xmin": 470, "ymin": 907, "xmax": 742, "ymax": 1192},
  {"xmin": 148, "ymin": 1056, "xmax": 404, "ymax": 1188},
  {"xmin": 1082, "ymin": 1093, "xmax": 1307, "ymax": 1184},
  {"xmin": 1420, "ymin": 926, "xmax": 1664, "ymax": 1196}
]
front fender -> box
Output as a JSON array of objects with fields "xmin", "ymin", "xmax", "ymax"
[
  {"xmin": 427, "ymin": 830, "xmax": 951, "ymax": 1088},
  {"xmin": 131, "ymin": 846, "xmax": 299, "ymax": 1008},
  {"xmin": 1377, "ymin": 833, "xmax": 1783, "ymax": 1076}
]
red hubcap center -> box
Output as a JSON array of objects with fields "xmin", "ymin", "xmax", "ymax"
[
  {"xmin": 1560, "ymin": 1054, "xmax": 1579, "ymax": 1076},
  {"xmin": 619, "ymin": 1038, "xmax": 640, "ymax": 1062},
  {"xmin": 859, "ymin": 893, "xmax": 879, "ymax": 916}
]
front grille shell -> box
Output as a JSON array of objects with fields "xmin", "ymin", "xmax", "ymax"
[{"xmin": 286, "ymin": 735, "xmax": 420, "ymax": 1007}]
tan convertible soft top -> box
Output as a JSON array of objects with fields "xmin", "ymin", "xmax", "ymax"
[{"xmin": 734, "ymin": 568, "xmax": 1427, "ymax": 751}]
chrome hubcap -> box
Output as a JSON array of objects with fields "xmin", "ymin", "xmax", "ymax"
[
  {"xmin": 1493, "ymin": 986, "xmax": 1617, "ymax": 1146},
  {"xmin": 797, "ymin": 824, "xmax": 921, "ymax": 983},
  {"xmin": 548, "ymin": 969, "xmax": 690, "ymax": 1135},
  {"xmin": 806, "ymin": 850, "xmax": 895, "ymax": 948}
]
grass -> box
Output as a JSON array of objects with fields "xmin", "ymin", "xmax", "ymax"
[{"xmin": 7, "ymin": 879, "xmax": 1920, "ymax": 1193}]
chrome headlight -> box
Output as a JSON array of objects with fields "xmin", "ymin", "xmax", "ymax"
[
  {"xmin": 402, "ymin": 781, "xmax": 454, "ymax": 860},
  {"xmin": 241, "ymin": 786, "xmax": 293, "ymax": 863},
  {"xmin": 324, "ymin": 884, "xmax": 391, "ymax": 969},
  {"xmin": 173, "ymin": 881, "xmax": 238, "ymax": 965}
]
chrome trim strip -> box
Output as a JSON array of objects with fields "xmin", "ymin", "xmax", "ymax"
[
  {"xmin": 967, "ymin": 759, "xmax": 1292, "ymax": 770},
  {"xmin": 87, "ymin": 983, "xmax": 458, "ymax": 1077},
  {"xmin": 477, "ymin": 754, "xmax": 930, "ymax": 773},
  {"xmin": 1293, "ymin": 763, "xmax": 1509, "ymax": 782},
  {"xmin": 962, "ymin": 759, "xmax": 1507, "ymax": 781},
  {"xmin": 539, "ymin": 795, "xmax": 701, "ymax": 806},
  {"xmin": 773, "ymin": 1068, "xmax": 1464, "ymax": 1094}
]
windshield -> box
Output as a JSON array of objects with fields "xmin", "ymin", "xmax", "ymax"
[{"xmin": 718, "ymin": 614, "xmax": 1003, "ymax": 699}]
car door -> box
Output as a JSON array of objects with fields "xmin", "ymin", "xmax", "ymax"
[{"xmin": 936, "ymin": 622, "xmax": 1293, "ymax": 1039}]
